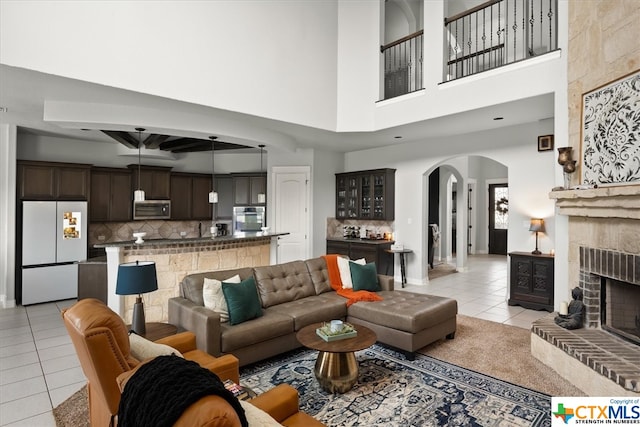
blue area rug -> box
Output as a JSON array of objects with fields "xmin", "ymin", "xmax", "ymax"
[{"xmin": 241, "ymin": 344, "xmax": 551, "ymax": 426}]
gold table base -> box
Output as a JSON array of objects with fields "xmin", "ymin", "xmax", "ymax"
[{"xmin": 314, "ymin": 350, "xmax": 359, "ymax": 394}]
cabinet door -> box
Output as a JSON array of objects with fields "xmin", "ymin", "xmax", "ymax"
[
  {"xmin": 109, "ymin": 172, "xmax": 132, "ymax": 221},
  {"xmin": 132, "ymin": 166, "xmax": 171, "ymax": 200},
  {"xmin": 233, "ymin": 176, "xmax": 250, "ymax": 205},
  {"xmin": 19, "ymin": 163, "xmax": 56, "ymax": 199},
  {"xmin": 192, "ymin": 175, "xmax": 212, "ymax": 220},
  {"xmin": 346, "ymin": 175, "xmax": 359, "ymax": 218},
  {"xmin": 249, "ymin": 175, "xmax": 266, "ymax": 205},
  {"xmin": 349, "ymin": 243, "xmax": 377, "ymax": 264},
  {"xmin": 170, "ymin": 175, "xmax": 192, "ymax": 219},
  {"xmin": 57, "ymin": 166, "xmax": 90, "ymax": 200},
  {"xmin": 336, "ymin": 175, "xmax": 347, "ymax": 219},
  {"xmin": 326, "ymin": 240, "xmax": 349, "ymax": 256},
  {"xmin": 90, "ymin": 170, "xmax": 111, "ymax": 222},
  {"xmin": 360, "ymin": 175, "xmax": 373, "ymax": 219},
  {"xmin": 216, "ymin": 176, "xmax": 233, "ymax": 219}
]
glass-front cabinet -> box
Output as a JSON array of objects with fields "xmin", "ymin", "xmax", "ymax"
[{"xmin": 335, "ymin": 169, "xmax": 395, "ymax": 220}]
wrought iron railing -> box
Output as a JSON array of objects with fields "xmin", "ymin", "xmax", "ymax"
[
  {"xmin": 381, "ymin": 30, "xmax": 424, "ymax": 100},
  {"xmin": 444, "ymin": 0, "xmax": 557, "ymax": 81}
]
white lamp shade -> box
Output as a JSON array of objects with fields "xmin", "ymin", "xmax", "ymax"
[
  {"xmin": 257, "ymin": 193, "xmax": 266, "ymax": 204},
  {"xmin": 209, "ymin": 191, "xmax": 218, "ymax": 203},
  {"xmin": 134, "ymin": 189, "xmax": 145, "ymax": 201}
]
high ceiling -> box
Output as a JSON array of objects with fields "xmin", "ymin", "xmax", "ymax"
[{"xmin": 0, "ymin": 64, "xmax": 554, "ymax": 154}]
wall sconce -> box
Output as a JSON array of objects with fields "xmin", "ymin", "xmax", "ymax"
[
  {"xmin": 116, "ymin": 260, "xmax": 158, "ymax": 335},
  {"xmin": 529, "ymin": 218, "xmax": 545, "ymax": 255}
]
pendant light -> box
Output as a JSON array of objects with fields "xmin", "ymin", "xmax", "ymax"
[
  {"xmin": 133, "ymin": 127, "xmax": 146, "ymax": 201},
  {"xmin": 257, "ymin": 144, "xmax": 266, "ymax": 204},
  {"xmin": 208, "ymin": 136, "xmax": 218, "ymax": 204}
]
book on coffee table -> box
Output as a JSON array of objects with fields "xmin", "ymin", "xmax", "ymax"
[
  {"xmin": 316, "ymin": 322, "xmax": 358, "ymax": 342},
  {"xmin": 223, "ymin": 379, "xmax": 249, "ymax": 400}
]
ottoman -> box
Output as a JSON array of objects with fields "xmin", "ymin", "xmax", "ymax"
[{"xmin": 346, "ymin": 290, "xmax": 457, "ymax": 359}]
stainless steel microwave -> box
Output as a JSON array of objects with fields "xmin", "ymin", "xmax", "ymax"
[{"xmin": 133, "ymin": 200, "xmax": 171, "ymax": 220}]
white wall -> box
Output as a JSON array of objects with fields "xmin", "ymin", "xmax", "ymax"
[
  {"xmin": 0, "ymin": 124, "xmax": 17, "ymax": 308},
  {"xmin": 344, "ymin": 120, "xmax": 556, "ymax": 284},
  {"xmin": 312, "ymin": 150, "xmax": 344, "ymax": 257},
  {"xmin": 0, "ymin": 1, "xmax": 339, "ymax": 131}
]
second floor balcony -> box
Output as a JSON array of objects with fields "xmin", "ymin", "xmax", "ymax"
[{"xmin": 382, "ymin": 0, "xmax": 558, "ymax": 100}]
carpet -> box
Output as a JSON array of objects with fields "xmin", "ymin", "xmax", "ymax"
[{"xmin": 241, "ymin": 344, "xmax": 552, "ymax": 426}]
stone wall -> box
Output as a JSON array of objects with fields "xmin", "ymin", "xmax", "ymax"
[
  {"xmin": 120, "ymin": 242, "xmax": 270, "ymax": 323},
  {"xmin": 567, "ymin": 0, "xmax": 640, "ymax": 187}
]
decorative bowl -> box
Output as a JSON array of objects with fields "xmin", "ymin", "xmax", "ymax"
[{"xmin": 133, "ymin": 232, "xmax": 146, "ymax": 244}]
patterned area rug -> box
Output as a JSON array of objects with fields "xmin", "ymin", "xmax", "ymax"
[{"xmin": 241, "ymin": 344, "xmax": 551, "ymax": 426}]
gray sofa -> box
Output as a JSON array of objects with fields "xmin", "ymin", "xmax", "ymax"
[{"xmin": 168, "ymin": 257, "xmax": 457, "ymax": 366}]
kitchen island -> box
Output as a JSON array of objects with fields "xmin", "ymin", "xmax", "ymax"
[{"xmin": 98, "ymin": 232, "xmax": 288, "ymax": 323}]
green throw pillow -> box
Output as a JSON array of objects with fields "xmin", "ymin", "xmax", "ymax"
[
  {"xmin": 350, "ymin": 261, "xmax": 380, "ymax": 292},
  {"xmin": 222, "ymin": 277, "xmax": 263, "ymax": 325}
]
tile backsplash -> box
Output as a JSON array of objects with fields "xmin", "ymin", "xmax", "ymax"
[
  {"xmin": 326, "ymin": 218, "xmax": 394, "ymax": 239},
  {"xmin": 89, "ymin": 219, "xmax": 232, "ymax": 246}
]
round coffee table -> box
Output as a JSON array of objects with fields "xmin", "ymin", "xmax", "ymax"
[{"xmin": 296, "ymin": 322, "xmax": 377, "ymax": 393}]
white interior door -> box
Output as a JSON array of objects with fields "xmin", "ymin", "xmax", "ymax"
[{"xmin": 273, "ymin": 167, "xmax": 310, "ymax": 264}]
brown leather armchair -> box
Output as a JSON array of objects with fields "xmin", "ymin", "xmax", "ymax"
[{"xmin": 63, "ymin": 298, "xmax": 324, "ymax": 427}]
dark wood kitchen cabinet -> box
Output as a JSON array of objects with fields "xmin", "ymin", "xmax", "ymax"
[
  {"xmin": 215, "ymin": 176, "xmax": 233, "ymax": 219},
  {"xmin": 508, "ymin": 252, "xmax": 554, "ymax": 312},
  {"xmin": 326, "ymin": 239, "xmax": 393, "ymax": 276},
  {"xmin": 18, "ymin": 161, "xmax": 91, "ymax": 200},
  {"xmin": 232, "ymin": 173, "xmax": 266, "ymax": 206},
  {"xmin": 90, "ymin": 167, "xmax": 132, "ymax": 222},
  {"xmin": 129, "ymin": 165, "xmax": 171, "ymax": 200},
  {"xmin": 170, "ymin": 173, "xmax": 212, "ymax": 220},
  {"xmin": 335, "ymin": 169, "xmax": 395, "ymax": 220}
]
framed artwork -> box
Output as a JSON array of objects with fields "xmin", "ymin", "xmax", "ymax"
[
  {"xmin": 537, "ymin": 135, "xmax": 554, "ymax": 151},
  {"xmin": 581, "ymin": 69, "xmax": 640, "ymax": 186}
]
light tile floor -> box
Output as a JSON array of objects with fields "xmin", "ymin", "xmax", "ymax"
[{"xmin": 0, "ymin": 254, "xmax": 550, "ymax": 426}]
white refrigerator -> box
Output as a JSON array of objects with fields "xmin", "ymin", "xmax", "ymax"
[{"xmin": 21, "ymin": 201, "xmax": 87, "ymax": 305}]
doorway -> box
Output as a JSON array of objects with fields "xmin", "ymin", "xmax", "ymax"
[
  {"xmin": 272, "ymin": 166, "xmax": 310, "ymax": 264},
  {"xmin": 488, "ymin": 183, "xmax": 508, "ymax": 255}
]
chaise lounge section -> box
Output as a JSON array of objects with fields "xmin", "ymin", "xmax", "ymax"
[{"xmin": 169, "ymin": 256, "xmax": 457, "ymax": 366}]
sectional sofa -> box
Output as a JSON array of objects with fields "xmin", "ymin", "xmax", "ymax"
[{"xmin": 168, "ymin": 257, "xmax": 457, "ymax": 366}]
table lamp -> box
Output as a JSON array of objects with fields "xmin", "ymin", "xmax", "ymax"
[
  {"xmin": 529, "ymin": 218, "xmax": 545, "ymax": 255},
  {"xmin": 116, "ymin": 261, "xmax": 158, "ymax": 335}
]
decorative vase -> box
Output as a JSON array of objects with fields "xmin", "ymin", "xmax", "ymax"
[{"xmin": 557, "ymin": 147, "xmax": 573, "ymax": 166}]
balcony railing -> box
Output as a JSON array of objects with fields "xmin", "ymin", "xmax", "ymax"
[
  {"xmin": 444, "ymin": 0, "xmax": 557, "ymax": 81},
  {"xmin": 381, "ymin": 30, "xmax": 424, "ymax": 100}
]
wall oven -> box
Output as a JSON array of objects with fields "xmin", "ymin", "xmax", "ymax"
[{"xmin": 232, "ymin": 206, "xmax": 265, "ymax": 233}]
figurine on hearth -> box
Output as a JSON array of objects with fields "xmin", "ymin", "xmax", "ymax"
[{"xmin": 554, "ymin": 287, "xmax": 585, "ymax": 330}]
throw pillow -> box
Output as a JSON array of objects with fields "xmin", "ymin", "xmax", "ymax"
[
  {"xmin": 129, "ymin": 332, "xmax": 183, "ymax": 361},
  {"xmin": 239, "ymin": 400, "xmax": 282, "ymax": 426},
  {"xmin": 222, "ymin": 277, "xmax": 263, "ymax": 325},
  {"xmin": 203, "ymin": 274, "xmax": 241, "ymax": 322},
  {"xmin": 337, "ymin": 256, "xmax": 365, "ymax": 289},
  {"xmin": 350, "ymin": 261, "xmax": 380, "ymax": 292}
]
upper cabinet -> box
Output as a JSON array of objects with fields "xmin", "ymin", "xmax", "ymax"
[
  {"xmin": 170, "ymin": 173, "xmax": 212, "ymax": 220},
  {"xmin": 18, "ymin": 161, "xmax": 91, "ymax": 201},
  {"xmin": 128, "ymin": 165, "xmax": 171, "ymax": 200},
  {"xmin": 232, "ymin": 173, "xmax": 266, "ymax": 206},
  {"xmin": 215, "ymin": 176, "xmax": 234, "ymax": 219},
  {"xmin": 90, "ymin": 167, "xmax": 132, "ymax": 222},
  {"xmin": 335, "ymin": 169, "xmax": 395, "ymax": 220}
]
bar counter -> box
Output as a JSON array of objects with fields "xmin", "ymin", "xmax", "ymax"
[{"xmin": 102, "ymin": 232, "xmax": 288, "ymax": 322}]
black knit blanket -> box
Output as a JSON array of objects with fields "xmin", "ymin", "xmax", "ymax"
[{"xmin": 118, "ymin": 355, "xmax": 248, "ymax": 427}]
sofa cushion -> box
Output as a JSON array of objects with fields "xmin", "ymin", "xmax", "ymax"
[
  {"xmin": 305, "ymin": 257, "xmax": 332, "ymax": 294},
  {"xmin": 203, "ymin": 274, "xmax": 241, "ymax": 322},
  {"xmin": 269, "ymin": 295, "xmax": 347, "ymax": 330},
  {"xmin": 347, "ymin": 291, "xmax": 457, "ymax": 334},
  {"xmin": 350, "ymin": 262, "xmax": 380, "ymax": 292},
  {"xmin": 222, "ymin": 277, "xmax": 263, "ymax": 325},
  {"xmin": 337, "ymin": 257, "xmax": 365, "ymax": 289},
  {"xmin": 253, "ymin": 261, "xmax": 316, "ymax": 308},
  {"xmin": 181, "ymin": 267, "xmax": 255, "ymax": 306},
  {"xmin": 220, "ymin": 310, "xmax": 294, "ymax": 352}
]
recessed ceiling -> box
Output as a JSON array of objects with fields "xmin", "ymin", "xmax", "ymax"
[{"xmin": 100, "ymin": 131, "xmax": 251, "ymax": 153}]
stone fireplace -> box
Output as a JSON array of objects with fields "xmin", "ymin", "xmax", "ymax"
[{"xmin": 531, "ymin": 186, "xmax": 640, "ymax": 396}]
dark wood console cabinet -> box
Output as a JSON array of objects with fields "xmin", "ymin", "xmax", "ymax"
[
  {"xmin": 508, "ymin": 252, "xmax": 554, "ymax": 312},
  {"xmin": 326, "ymin": 239, "xmax": 394, "ymax": 276}
]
